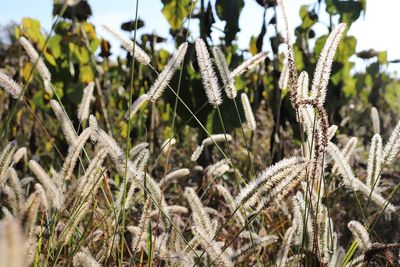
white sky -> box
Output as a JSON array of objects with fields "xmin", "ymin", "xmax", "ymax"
[{"xmin": 1, "ymin": 0, "xmax": 400, "ymax": 73}]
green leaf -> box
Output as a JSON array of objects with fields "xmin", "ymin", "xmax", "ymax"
[
  {"xmin": 378, "ymin": 51, "xmax": 387, "ymax": 65},
  {"xmin": 48, "ymin": 35, "xmax": 62, "ymax": 58},
  {"xmin": 19, "ymin": 17, "xmax": 46, "ymax": 47},
  {"xmin": 215, "ymin": 0, "xmax": 244, "ymax": 45},
  {"xmin": 326, "ymin": 0, "xmax": 364, "ymax": 25},
  {"xmin": 299, "ymin": 5, "xmax": 317, "ymax": 30},
  {"xmin": 162, "ymin": 0, "xmax": 194, "ymax": 30},
  {"xmin": 79, "ymin": 65, "xmax": 94, "ymax": 83}
]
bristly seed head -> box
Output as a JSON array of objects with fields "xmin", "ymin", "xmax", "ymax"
[{"xmin": 195, "ymin": 38, "xmax": 222, "ymax": 107}]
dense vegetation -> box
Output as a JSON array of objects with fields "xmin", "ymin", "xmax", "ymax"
[{"xmin": 0, "ymin": 0, "xmax": 400, "ymax": 266}]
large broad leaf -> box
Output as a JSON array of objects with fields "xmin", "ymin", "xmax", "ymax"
[
  {"xmin": 325, "ymin": 0, "xmax": 364, "ymax": 26},
  {"xmin": 215, "ymin": 0, "xmax": 244, "ymax": 45},
  {"xmin": 18, "ymin": 17, "xmax": 46, "ymax": 47},
  {"xmin": 299, "ymin": 5, "xmax": 318, "ymax": 30},
  {"xmin": 53, "ymin": 1, "xmax": 92, "ymax": 21},
  {"xmin": 162, "ymin": 0, "xmax": 195, "ymax": 30}
]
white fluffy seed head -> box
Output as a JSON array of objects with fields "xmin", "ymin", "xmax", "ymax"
[
  {"xmin": 161, "ymin": 137, "xmax": 176, "ymax": 154},
  {"xmin": 0, "ymin": 71, "xmax": 22, "ymax": 99},
  {"xmin": 327, "ymin": 125, "xmax": 338, "ymax": 141},
  {"xmin": 129, "ymin": 142, "xmax": 149, "ymax": 158},
  {"xmin": 184, "ymin": 187, "xmax": 213, "ymax": 234},
  {"xmin": 50, "ymin": 100, "xmax": 77, "ymax": 145},
  {"xmin": 195, "ymin": 38, "xmax": 222, "ymax": 107},
  {"xmin": 0, "ymin": 218, "xmax": 27, "ymax": 267},
  {"xmin": 77, "ymin": 82, "xmax": 95, "ymax": 122},
  {"xmin": 382, "ymin": 118, "xmax": 400, "ymax": 165},
  {"xmin": 202, "ymin": 134, "xmax": 232, "ymax": 146},
  {"xmin": 231, "ymin": 52, "xmax": 267, "ymax": 78},
  {"xmin": 191, "ymin": 144, "xmax": 204, "ymax": 161},
  {"xmin": 102, "ymin": 25, "xmax": 150, "ymax": 65},
  {"xmin": 212, "ymin": 46, "xmax": 237, "ymax": 99},
  {"xmin": 347, "ymin": 220, "xmax": 371, "ymax": 251},
  {"xmin": 12, "ymin": 147, "xmax": 27, "ymax": 164},
  {"xmin": 241, "ymin": 93, "xmax": 256, "ymax": 131},
  {"xmin": 28, "ymin": 160, "xmax": 63, "ymax": 210},
  {"xmin": 278, "ymin": 62, "xmax": 289, "ymax": 90},
  {"xmin": 327, "ymin": 142, "xmax": 358, "ymax": 189},
  {"xmin": 128, "ymin": 94, "xmax": 149, "ymax": 119},
  {"xmin": 366, "ymin": 134, "xmax": 383, "ymax": 189},
  {"xmin": 371, "ymin": 107, "xmax": 380, "ymax": 134},
  {"xmin": 296, "ymin": 71, "xmax": 309, "ymax": 101},
  {"xmin": 147, "ymin": 42, "xmax": 188, "ymax": 102},
  {"xmin": 235, "ymin": 157, "xmax": 306, "ymax": 209},
  {"xmin": 310, "ymin": 23, "xmax": 346, "ymax": 107},
  {"xmin": 19, "ymin": 36, "xmax": 51, "ymax": 82},
  {"xmin": 160, "ymin": 168, "xmax": 190, "ymax": 187}
]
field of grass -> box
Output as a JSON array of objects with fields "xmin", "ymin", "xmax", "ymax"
[{"xmin": 1, "ymin": 0, "xmax": 400, "ymax": 266}]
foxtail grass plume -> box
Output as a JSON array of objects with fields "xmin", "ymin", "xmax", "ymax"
[
  {"xmin": 128, "ymin": 94, "xmax": 149, "ymax": 119},
  {"xmin": 329, "ymin": 247, "xmax": 345, "ymax": 267},
  {"xmin": 232, "ymin": 235, "xmax": 278, "ymax": 262},
  {"xmin": 0, "ymin": 71, "xmax": 22, "ymax": 99},
  {"xmin": 50, "ymin": 100, "xmax": 78, "ymax": 145},
  {"xmin": 206, "ymin": 159, "xmax": 231, "ymax": 177},
  {"xmin": 366, "ymin": 134, "xmax": 382, "ymax": 189},
  {"xmin": 12, "ymin": 147, "xmax": 27, "ymax": 164},
  {"xmin": 161, "ymin": 137, "xmax": 176, "ymax": 154},
  {"xmin": 327, "ymin": 125, "xmax": 338, "ymax": 141},
  {"xmin": 327, "ymin": 142, "xmax": 396, "ymax": 213},
  {"xmin": 77, "ymin": 82, "xmax": 95, "ymax": 122},
  {"xmin": 212, "ymin": 47, "xmax": 237, "ymax": 99},
  {"xmin": 310, "ymin": 23, "xmax": 346, "ymax": 107},
  {"xmin": 296, "ymin": 71, "xmax": 309, "ymax": 101},
  {"xmin": 278, "ymin": 61, "xmax": 289, "ymax": 90},
  {"xmin": 160, "ymin": 168, "xmax": 190, "ymax": 187},
  {"xmin": 231, "ymin": 52, "xmax": 267, "ymax": 78},
  {"xmin": 129, "ymin": 142, "xmax": 149, "ymax": 158},
  {"xmin": 73, "ymin": 248, "xmax": 101, "ymax": 267},
  {"xmin": 191, "ymin": 134, "xmax": 232, "ymax": 161},
  {"xmin": 276, "ymin": 226, "xmax": 295, "ymax": 267},
  {"xmin": 0, "ymin": 141, "xmax": 16, "ymax": 185},
  {"xmin": 371, "ymin": 107, "xmax": 380, "ymax": 134},
  {"xmin": 195, "ymin": 38, "xmax": 222, "ymax": 107},
  {"xmin": 382, "ymin": 118, "xmax": 400, "ymax": 165},
  {"xmin": 145, "ymin": 174, "xmax": 171, "ymax": 228},
  {"xmin": 203, "ymin": 134, "xmax": 232, "ymax": 145},
  {"xmin": 61, "ymin": 127, "xmax": 92, "ymax": 180},
  {"xmin": 215, "ymin": 184, "xmax": 245, "ymax": 226},
  {"xmin": 28, "ymin": 160, "xmax": 63, "ymax": 210},
  {"xmin": 241, "ymin": 93, "xmax": 256, "ymax": 131},
  {"xmin": 102, "ymin": 25, "xmax": 150, "ymax": 65},
  {"xmin": 277, "ymin": 0, "xmax": 299, "ymax": 105},
  {"xmin": 0, "ymin": 218, "xmax": 27, "ymax": 267},
  {"xmin": 19, "ymin": 36, "xmax": 52, "ymax": 83},
  {"xmin": 332, "ymin": 137, "xmax": 357, "ymax": 173},
  {"xmin": 184, "ymin": 187, "xmax": 213, "ymax": 234},
  {"xmin": 147, "ymin": 42, "xmax": 188, "ymax": 102},
  {"xmin": 191, "ymin": 144, "xmax": 204, "ymax": 161},
  {"xmin": 191, "ymin": 226, "xmax": 232, "ymax": 267},
  {"xmin": 347, "ymin": 220, "xmax": 371, "ymax": 251},
  {"xmin": 235, "ymin": 157, "xmax": 306, "ymax": 210}
]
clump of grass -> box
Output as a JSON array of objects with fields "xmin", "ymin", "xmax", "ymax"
[{"xmin": 1, "ymin": 1, "xmax": 400, "ymax": 266}]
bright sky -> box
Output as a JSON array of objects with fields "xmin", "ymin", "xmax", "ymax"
[{"xmin": 1, "ymin": 0, "xmax": 400, "ymax": 73}]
